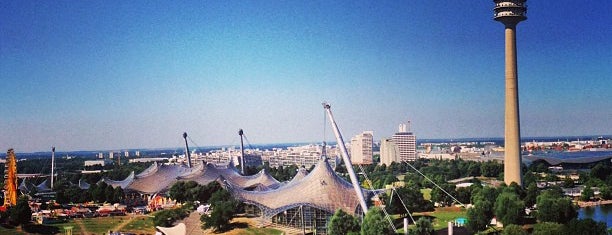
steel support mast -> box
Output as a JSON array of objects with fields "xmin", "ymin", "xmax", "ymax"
[
  {"xmin": 183, "ymin": 132, "xmax": 192, "ymax": 168},
  {"xmin": 51, "ymin": 147, "xmax": 55, "ymax": 189},
  {"xmin": 323, "ymin": 102, "xmax": 369, "ymax": 213},
  {"xmin": 239, "ymin": 129, "xmax": 245, "ymax": 174}
]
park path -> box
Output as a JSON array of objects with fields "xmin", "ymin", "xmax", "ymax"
[
  {"xmin": 73, "ymin": 218, "xmax": 89, "ymax": 234},
  {"xmin": 180, "ymin": 211, "xmax": 206, "ymax": 234},
  {"xmin": 111, "ymin": 215, "xmax": 137, "ymax": 232}
]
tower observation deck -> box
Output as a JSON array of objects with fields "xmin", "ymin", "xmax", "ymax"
[
  {"xmin": 494, "ymin": 0, "xmax": 527, "ymax": 26},
  {"xmin": 494, "ymin": 0, "xmax": 526, "ymax": 186}
]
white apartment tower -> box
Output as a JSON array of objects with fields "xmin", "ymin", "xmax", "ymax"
[
  {"xmin": 392, "ymin": 121, "xmax": 417, "ymax": 162},
  {"xmin": 379, "ymin": 137, "xmax": 399, "ymax": 166},
  {"xmin": 350, "ymin": 131, "xmax": 374, "ymax": 165}
]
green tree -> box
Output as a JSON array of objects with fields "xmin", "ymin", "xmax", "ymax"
[
  {"xmin": 112, "ymin": 186, "xmax": 124, "ymax": 203},
  {"xmin": 590, "ymin": 163, "xmax": 611, "ymax": 181},
  {"xmin": 455, "ymin": 187, "xmax": 472, "ymax": 204},
  {"xmin": 409, "ymin": 217, "xmax": 434, "ymax": 235},
  {"xmin": 201, "ymin": 189, "xmax": 238, "ymax": 231},
  {"xmin": 200, "ymin": 182, "xmax": 222, "ymax": 203},
  {"xmin": 169, "ymin": 181, "xmax": 187, "ymax": 203},
  {"xmin": 361, "ymin": 207, "xmax": 393, "ymax": 235},
  {"xmin": 153, "ymin": 207, "xmax": 190, "ymax": 227},
  {"xmin": 523, "ymin": 170, "xmax": 537, "ymax": 187},
  {"xmin": 430, "ymin": 184, "xmax": 456, "ymax": 206},
  {"xmin": 599, "ymin": 185, "xmax": 612, "ymax": 200},
  {"xmin": 494, "ymin": 192, "xmax": 525, "ymax": 226},
  {"xmin": 467, "ymin": 186, "xmax": 497, "ymax": 233},
  {"xmin": 536, "ymin": 191, "xmax": 577, "ymax": 224},
  {"xmin": 467, "ymin": 199, "xmax": 492, "ymax": 233},
  {"xmin": 580, "ymin": 186, "xmax": 594, "ymax": 201},
  {"xmin": 502, "ymin": 224, "xmax": 527, "ymax": 235},
  {"xmin": 9, "ymin": 196, "xmax": 32, "ymax": 225},
  {"xmin": 467, "ymin": 163, "xmax": 481, "ymax": 177},
  {"xmin": 327, "ymin": 209, "xmax": 360, "ymax": 235},
  {"xmin": 104, "ymin": 184, "xmax": 114, "ymax": 202},
  {"xmin": 524, "ymin": 182, "xmax": 538, "ymax": 208},
  {"xmin": 562, "ymin": 175, "xmax": 575, "ymax": 188},
  {"xmin": 385, "ymin": 186, "xmax": 433, "ymax": 215},
  {"xmin": 532, "ymin": 222, "xmax": 566, "ymax": 235},
  {"xmin": 481, "ymin": 161, "xmax": 503, "ymax": 177},
  {"xmin": 565, "ymin": 218, "xmax": 607, "ymax": 235}
]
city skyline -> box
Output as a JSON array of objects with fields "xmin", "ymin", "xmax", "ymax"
[{"xmin": 2, "ymin": 1, "xmax": 611, "ymax": 152}]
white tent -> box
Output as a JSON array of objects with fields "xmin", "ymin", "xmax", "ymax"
[{"xmin": 156, "ymin": 223, "xmax": 186, "ymax": 235}]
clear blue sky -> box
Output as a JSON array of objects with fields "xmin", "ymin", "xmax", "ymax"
[{"xmin": 1, "ymin": 1, "xmax": 610, "ymax": 152}]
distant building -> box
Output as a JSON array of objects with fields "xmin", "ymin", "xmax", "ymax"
[
  {"xmin": 135, "ymin": 151, "xmax": 141, "ymax": 157},
  {"xmin": 350, "ymin": 131, "xmax": 373, "ymax": 164},
  {"xmin": 124, "ymin": 151, "xmax": 130, "ymax": 157},
  {"xmin": 84, "ymin": 160, "xmax": 105, "ymax": 167},
  {"xmin": 244, "ymin": 154, "xmax": 262, "ymax": 167},
  {"xmin": 98, "ymin": 152, "xmax": 104, "ymax": 159},
  {"xmin": 109, "ymin": 151, "xmax": 115, "ymax": 159},
  {"xmin": 379, "ymin": 137, "xmax": 399, "ymax": 166},
  {"xmin": 392, "ymin": 122, "xmax": 417, "ymax": 162},
  {"xmin": 128, "ymin": 157, "xmax": 169, "ymax": 163}
]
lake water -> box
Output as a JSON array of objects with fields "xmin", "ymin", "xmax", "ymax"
[{"xmin": 578, "ymin": 204, "xmax": 612, "ymax": 228}]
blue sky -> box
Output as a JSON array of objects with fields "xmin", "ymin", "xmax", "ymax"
[{"xmin": 1, "ymin": 1, "xmax": 610, "ymax": 152}]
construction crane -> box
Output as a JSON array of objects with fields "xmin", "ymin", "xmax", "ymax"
[{"xmin": 322, "ymin": 102, "xmax": 369, "ymax": 213}]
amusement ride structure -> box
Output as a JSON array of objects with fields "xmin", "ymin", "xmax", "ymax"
[{"xmin": 3, "ymin": 149, "xmax": 18, "ymax": 207}]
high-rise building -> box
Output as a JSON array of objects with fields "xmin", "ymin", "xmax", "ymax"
[
  {"xmin": 350, "ymin": 131, "xmax": 373, "ymax": 164},
  {"xmin": 392, "ymin": 122, "xmax": 417, "ymax": 162},
  {"xmin": 494, "ymin": 0, "xmax": 527, "ymax": 186},
  {"xmin": 379, "ymin": 137, "xmax": 399, "ymax": 166}
]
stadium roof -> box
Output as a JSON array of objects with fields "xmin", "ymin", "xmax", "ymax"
[
  {"xmin": 99, "ymin": 161, "xmax": 281, "ymax": 194},
  {"xmin": 524, "ymin": 155, "xmax": 612, "ymax": 166},
  {"xmin": 224, "ymin": 158, "xmax": 370, "ymax": 218}
]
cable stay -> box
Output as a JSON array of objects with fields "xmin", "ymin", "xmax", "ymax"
[
  {"xmin": 388, "ymin": 185, "xmax": 415, "ymax": 224},
  {"xmin": 242, "ymin": 133, "xmax": 255, "ymax": 150},
  {"xmin": 401, "ymin": 160, "xmax": 466, "ymax": 208},
  {"xmin": 186, "ymin": 135, "xmax": 202, "ymax": 155},
  {"xmin": 356, "ymin": 164, "xmax": 398, "ymax": 233}
]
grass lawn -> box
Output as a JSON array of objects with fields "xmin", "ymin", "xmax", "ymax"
[
  {"xmin": 420, "ymin": 188, "xmax": 432, "ymax": 200},
  {"xmin": 414, "ymin": 207, "xmax": 467, "ymax": 230},
  {"xmin": 120, "ymin": 215, "xmax": 156, "ymax": 234},
  {"xmin": 52, "ymin": 215, "xmax": 147, "ymax": 234},
  {"xmin": 50, "ymin": 220, "xmax": 82, "ymax": 234},
  {"xmin": 0, "ymin": 225, "xmax": 27, "ymax": 235},
  {"xmin": 78, "ymin": 216, "xmax": 126, "ymax": 234}
]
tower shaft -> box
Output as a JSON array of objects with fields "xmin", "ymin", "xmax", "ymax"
[
  {"xmin": 494, "ymin": 0, "xmax": 526, "ymax": 186},
  {"xmin": 504, "ymin": 26, "xmax": 522, "ymax": 186}
]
